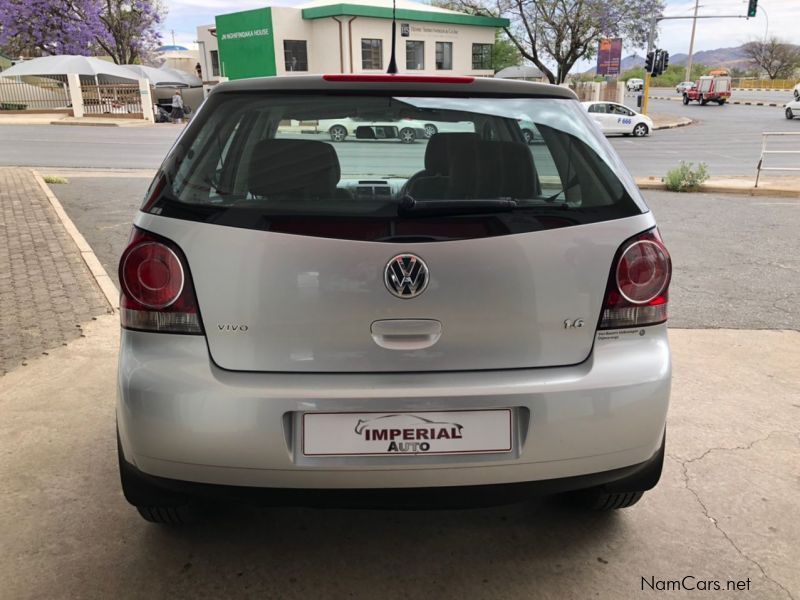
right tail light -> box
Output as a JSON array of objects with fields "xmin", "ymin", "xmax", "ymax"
[{"xmin": 599, "ymin": 228, "xmax": 672, "ymax": 329}]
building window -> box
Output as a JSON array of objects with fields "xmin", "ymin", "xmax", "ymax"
[
  {"xmin": 472, "ymin": 43, "xmax": 492, "ymax": 70},
  {"xmin": 210, "ymin": 50, "xmax": 220, "ymax": 77},
  {"xmin": 284, "ymin": 40, "xmax": 308, "ymax": 72},
  {"xmin": 361, "ymin": 38, "xmax": 383, "ymax": 70},
  {"xmin": 406, "ymin": 40, "xmax": 424, "ymax": 70},
  {"xmin": 435, "ymin": 41, "xmax": 452, "ymax": 70}
]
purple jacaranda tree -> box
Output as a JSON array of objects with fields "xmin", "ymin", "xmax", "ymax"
[
  {"xmin": 434, "ymin": 0, "xmax": 664, "ymax": 83},
  {"xmin": 0, "ymin": 0, "xmax": 164, "ymax": 64}
]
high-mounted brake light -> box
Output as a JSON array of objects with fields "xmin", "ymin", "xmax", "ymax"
[
  {"xmin": 599, "ymin": 228, "xmax": 672, "ymax": 329},
  {"xmin": 322, "ymin": 74, "xmax": 474, "ymax": 84},
  {"xmin": 118, "ymin": 227, "xmax": 203, "ymax": 334}
]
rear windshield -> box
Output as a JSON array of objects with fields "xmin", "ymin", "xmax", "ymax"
[{"xmin": 148, "ymin": 91, "xmax": 642, "ymax": 241}]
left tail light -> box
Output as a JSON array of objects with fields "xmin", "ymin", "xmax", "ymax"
[{"xmin": 118, "ymin": 227, "xmax": 203, "ymax": 334}]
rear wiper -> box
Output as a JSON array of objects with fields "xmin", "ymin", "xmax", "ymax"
[{"xmin": 398, "ymin": 196, "xmax": 517, "ymax": 217}]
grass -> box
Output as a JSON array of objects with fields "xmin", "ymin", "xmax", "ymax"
[
  {"xmin": 664, "ymin": 162, "xmax": 709, "ymax": 192},
  {"xmin": 43, "ymin": 175, "xmax": 69, "ymax": 184}
]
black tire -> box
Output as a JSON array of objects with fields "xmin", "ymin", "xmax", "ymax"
[
  {"xmin": 786, "ymin": 108, "xmax": 794, "ymax": 120},
  {"xmin": 399, "ymin": 127, "xmax": 417, "ymax": 144},
  {"xmin": 522, "ymin": 128, "xmax": 534, "ymax": 144},
  {"xmin": 118, "ymin": 434, "xmax": 198, "ymax": 524},
  {"xmin": 700, "ymin": 95, "xmax": 708, "ymax": 106},
  {"xmin": 717, "ymin": 99, "xmax": 726, "ymax": 106},
  {"xmin": 571, "ymin": 491, "xmax": 645, "ymax": 511},
  {"xmin": 632, "ymin": 123, "xmax": 649, "ymax": 137},
  {"xmin": 682, "ymin": 94, "xmax": 690, "ymax": 105},
  {"xmin": 423, "ymin": 123, "xmax": 438, "ymax": 138},
  {"xmin": 329, "ymin": 125, "xmax": 347, "ymax": 142}
]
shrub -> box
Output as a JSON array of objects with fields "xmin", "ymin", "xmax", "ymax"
[
  {"xmin": 664, "ymin": 161, "xmax": 709, "ymax": 192},
  {"xmin": 43, "ymin": 175, "xmax": 69, "ymax": 184}
]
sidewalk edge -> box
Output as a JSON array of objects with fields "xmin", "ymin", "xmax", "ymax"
[{"xmin": 31, "ymin": 170, "xmax": 119, "ymax": 313}]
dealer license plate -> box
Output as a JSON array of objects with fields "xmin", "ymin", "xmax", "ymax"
[{"xmin": 302, "ymin": 409, "xmax": 512, "ymax": 457}]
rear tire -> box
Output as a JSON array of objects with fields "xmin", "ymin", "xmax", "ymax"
[
  {"xmin": 682, "ymin": 94, "xmax": 690, "ymax": 105},
  {"xmin": 786, "ymin": 108, "xmax": 794, "ymax": 120},
  {"xmin": 717, "ymin": 99, "xmax": 726, "ymax": 105},
  {"xmin": 399, "ymin": 127, "xmax": 417, "ymax": 144},
  {"xmin": 571, "ymin": 491, "xmax": 645, "ymax": 511},
  {"xmin": 423, "ymin": 123, "xmax": 438, "ymax": 138},
  {"xmin": 700, "ymin": 95, "xmax": 708, "ymax": 105},
  {"xmin": 118, "ymin": 434, "xmax": 199, "ymax": 524}
]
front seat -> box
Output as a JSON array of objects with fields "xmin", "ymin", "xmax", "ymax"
[{"xmin": 403, "ymin": 132, "xmax": 478, "ymax": 199}]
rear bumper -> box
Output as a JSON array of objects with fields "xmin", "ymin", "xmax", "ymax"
[{"xmin": 117, "ymin": 325, "xmax": 671, "ymax": 490}]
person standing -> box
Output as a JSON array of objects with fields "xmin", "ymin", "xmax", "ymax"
[{"xmin": 171, "ymin": 90, "xmax": 185, "ymax": 125}]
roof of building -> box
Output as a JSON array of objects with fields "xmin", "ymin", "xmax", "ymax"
[{"xmin": 299, "ymin": 0, "xmax": 509, "ymax": 27}]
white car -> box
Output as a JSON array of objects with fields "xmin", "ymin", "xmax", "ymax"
[
  {"xmin": 626, "ymin": 78, "xmax": 644, "ymax": 92},
  {"xmin": 319, "ymin": 117, "xmax": 473, "ymax": 143},
  {"xmin": 582, "ymin": 101, "xmax": 654, "ymax": 137},
  {"xmin": 785, "ymin": 99, "xmax": 800, "ymax": 119},
  {"xmin": 676, "ymin": 81, "xmax": 695, "ymax": 94}
]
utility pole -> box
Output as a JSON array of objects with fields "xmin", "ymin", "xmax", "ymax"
[{"xmin": 685, "ymin": 0, "xmax": 700, "ymax": 82}]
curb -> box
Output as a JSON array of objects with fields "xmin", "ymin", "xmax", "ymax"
[
  {"xmin": 635, "ymin": 177, "xmax": 800, "ymax": 198},
  {"xmin": 50, "ymin": 121, "xmax": 119, "ymax": 127},
  {"xmin": 31, "ymin": 170, "xmax": 119, "ymax": 312},
  {"xmin": 653, "ymin": 118, "xmax": 692, "ymax": 130}
]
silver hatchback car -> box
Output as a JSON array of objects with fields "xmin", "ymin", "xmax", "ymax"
[{"xmin": 117, "ymin": 75, "xmax": 672, "ymax": 523}]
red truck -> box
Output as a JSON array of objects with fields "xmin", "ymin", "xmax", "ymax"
[{"xmin": 682, "ymin": 75, "xmax": 732, "ymax": 106}]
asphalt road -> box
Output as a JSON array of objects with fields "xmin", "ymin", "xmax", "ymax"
[
  {"xmin": 52, "ymin": 176, "xmax": 800, "ymax": 331},
  {"xmin": 648, "ymin": 87, "xmax": 796, "ymax": 104},
  {"xmin": 2, "ymin": 96, "xmax": 799, "ymax": 178}
]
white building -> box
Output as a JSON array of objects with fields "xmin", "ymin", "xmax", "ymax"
[{"xmin": 196, "ymin": 0, "xmax": 509, "ymax": 82}]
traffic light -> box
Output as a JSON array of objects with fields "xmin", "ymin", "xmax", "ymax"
[
  {"xmin": 645, "ymin": 51, "xmax": 655, "ymax": 74},
  {"xmin": 659, "ymin": 50, "xmax": 670, "ymax": 75},
  {"xmin": 747, "ymin": 0, "xmax": 758, "ymax": 18}
]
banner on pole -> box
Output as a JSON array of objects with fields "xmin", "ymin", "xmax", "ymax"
[{"xmin": 596, "ymin": 38, "xmax": 623, "ymax": 76}]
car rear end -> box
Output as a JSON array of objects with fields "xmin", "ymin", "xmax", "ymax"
[{"xmin": 116, "ymin": 75, "xmax": 671, "ymax": 521}]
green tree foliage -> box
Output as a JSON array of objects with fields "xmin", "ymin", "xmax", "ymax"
[{"xmin": 492, "ymin": 32, "xmax": 521, "ymax": 72}]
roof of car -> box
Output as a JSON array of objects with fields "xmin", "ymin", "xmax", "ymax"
[{"xmin": 210, "ymin": 74, "xmax": 578, "ymax": 100}]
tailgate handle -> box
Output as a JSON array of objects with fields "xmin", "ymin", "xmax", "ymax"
[{"xmin": 370, "ymin": 319, "xmax": 442, "ymax": 351}]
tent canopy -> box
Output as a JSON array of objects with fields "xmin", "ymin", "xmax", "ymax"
[{"xmin": 0, "ymin": 55, "xmax": 138, "ymax": 83}]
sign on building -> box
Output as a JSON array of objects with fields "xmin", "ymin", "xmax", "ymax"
[{"xmin": 596, "ymin": 38, "xmax": 622, "ymax": 76}]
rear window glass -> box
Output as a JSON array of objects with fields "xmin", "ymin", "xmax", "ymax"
[{"xmin": 149, "ymin": 92, "xmax": 641, "ymax": 241}]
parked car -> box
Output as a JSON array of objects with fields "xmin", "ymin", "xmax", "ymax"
[
  {"xmin": 117, "ymin": 74, "xmax": 672, "ymax": 523},
  {"xmin": 785, "ymin": 99, "xmax": 800, "ymax": 119},
  {"xmin": 318, "ymin": 117, "xmax": 474, "ymax": 143},
  {"xmin": 626, "ymin": 78, "xmax": 644, "ymax": 92},
  {"xmin": 675, "ymin": 81, "xmax": 695, "ymax": 94},
  {"xmin": 683, "ymin": 75, "xmax": 731, "ymax": 105},
  {"xmin": 582, "ymin": 101, "xmax": 654, "ymax": 137}
]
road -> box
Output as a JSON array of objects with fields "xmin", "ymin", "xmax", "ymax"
[
  {"xmin": 2, "ymin": 96, "xmax": 799, "ymax": 178},
  {"xmin": 52, "ymin": 176, "xmax": 800, "ymax": 331}
]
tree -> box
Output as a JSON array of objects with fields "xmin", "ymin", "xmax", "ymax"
[
  {"xmin": 437, "ymin": 0, "xmax": 664, "ymax": 84},
  {"xmin": 741, "ymin": 37, "xmax": 800, "ymax": 80},
  {"xmin": 492, "ymin": 32, "xmax": 521, "ymax": 72},
  {"xmin": 0, "ymin": 0, "xmax": 164, "ymax": 64}
]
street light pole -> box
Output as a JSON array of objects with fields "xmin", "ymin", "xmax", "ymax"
[{"xmin": 685, "ymin": 0, "xmax": 700, "ymax": 81}]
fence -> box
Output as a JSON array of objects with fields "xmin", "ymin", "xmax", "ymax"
[
  {"xmin": 732, "ymin": 78, "xmax": 800, "ymax": 90},
  {"xmin": 0, "ymin": 76, "xmax": 71, "ymax": 112},
  {"xmin": 755, "ymin": 132, "xmax": 800, "ymax": 187},
  {"xmin": 80, "ymin": 83, "xmax": 144, "ymax": 118}
]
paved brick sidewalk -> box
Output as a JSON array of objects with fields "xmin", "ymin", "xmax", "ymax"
[{"xmin": 0, "ymin": 168, "xmax": 112, "ymax": 375}]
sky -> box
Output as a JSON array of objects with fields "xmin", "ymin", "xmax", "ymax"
[{"xmin": 161, "ymin": 0, "xmax": 799, "ymax": 61}]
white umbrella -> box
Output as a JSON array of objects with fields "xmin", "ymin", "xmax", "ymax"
[
  {"xmin": 495, "ymin": 65, "xmax": 545, "ymax": 80},
  {"xmin": 122, "ymin": 64, "xmax": 190, "ymax": 87},
  {"xmin": 0, "ymin": 55, "xmax": 138, "ymax": 84}
]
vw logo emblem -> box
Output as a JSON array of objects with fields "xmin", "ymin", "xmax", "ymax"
[{"xmin": 384, "ymin": 254, "xmax": 429, "ymax": 298}]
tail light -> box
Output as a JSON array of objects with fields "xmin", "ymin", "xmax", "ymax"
[
  {"xmin": 118, "ymin": 227, "xmax": 203, "ymax": 334},
  {"xmin": 599, "ymin": 228, "xmax": 671, "ymax": 329}
]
